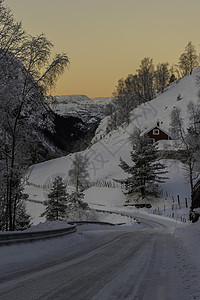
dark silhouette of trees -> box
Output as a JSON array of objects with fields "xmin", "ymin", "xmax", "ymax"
[{"xmin": 178, "ymin": 42, "xmax": 199, "ymax": 75}]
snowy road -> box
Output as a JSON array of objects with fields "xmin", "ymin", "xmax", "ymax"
[{"xmin": 0, "ymin": 217, "xmax": 200, "ymax": 300}]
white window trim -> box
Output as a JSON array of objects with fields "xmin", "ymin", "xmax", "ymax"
[{"xmin": 153, "ymin": 129, "xmax": 160, "ymax": 135}]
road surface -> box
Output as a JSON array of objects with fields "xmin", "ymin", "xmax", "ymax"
[{"xmin": 0, "ymin": 216, "xmax": 199, "ymax": 300}]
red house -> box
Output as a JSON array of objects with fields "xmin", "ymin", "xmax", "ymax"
[{"xmin": 142, "ymin": 121, "xmax": 172, "ymax": 142}]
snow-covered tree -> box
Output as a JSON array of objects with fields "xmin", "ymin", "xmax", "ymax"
[
  {"xmin": 169, "ymin": 107, "xmax": 183, "ymax": 139},
  {"xmin": 0, "ymin": 193, "xmax": 6, "ymax": 231},
  {"xmin": 65, "ymin": 192, "xmax": 90, "ymax": 220},
  {"xmin": 187, "ymin": 101, "xmax": 200, "ymax": 133},
  {"xmin": 119, "ymin": 128, "xmax": 167, "ymax": 196},
  {"xmin": 68, "ymin": 153, "xmax": 89, "ymax": 192},
  {"xmin": 0, "ymin": 1, "xmax": 69, "ymax": 230},
  {"xmin": 15, "ymin": 199, "xmax": 32, "ymax": 231},
  {"xmin": 41, "ymin": 176, "xmax": 68, "ymax": 221},
  {"xmin": 170, "ymin": 105, "xmax": 200, "ymax": 221}
]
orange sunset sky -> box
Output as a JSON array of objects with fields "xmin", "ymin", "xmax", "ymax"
[{"xmin": 5, "ymin": 0, "xmax": 200, "ymax": 98}]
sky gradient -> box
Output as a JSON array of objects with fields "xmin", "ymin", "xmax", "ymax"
[{"xmin": 5, "ymin": 0, "xmax": 200, "ymax": 98}]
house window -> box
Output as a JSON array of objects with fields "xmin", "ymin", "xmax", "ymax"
[
  {"xmin": 153, "ymin": 129, "xmax": 159, "ymax": 135},
  {"xmin": 150, "ymin": 138, "xmax": 155, "ymax": 143}
]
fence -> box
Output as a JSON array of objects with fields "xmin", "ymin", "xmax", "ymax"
[
  {"xmin": 26, "ymin": 180, "xmax": 122, "ymax": 190},
  {"xmin": 152, "ymin": 191, "xmax": 189, "ymax": 222}
]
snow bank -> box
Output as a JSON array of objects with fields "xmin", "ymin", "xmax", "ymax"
[
  {"xmin": 83, "ymin": 187, "xmax": 126, "ymax": 209},
  {"xmin": 25, "ymin": 220, "xmax": 72, "ymax": 232},
  {"xmin": 175, "ymin": 221, "xmax": 200, "ymax": 268}
]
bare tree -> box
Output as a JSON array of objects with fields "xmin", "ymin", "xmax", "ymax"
[
  {"xmin": 187, "ymin": 101, "xmax": 200, "ymax": 132},
  {"xmin": 113, "ymin": 76, "xmax": 138, "ymax": 125},
  {"xmin": 178, "ymin": 42, "xmax": 199, "ymax": 75},
  {"xmin": 169, "ymin": 107, "xmax": 183, "ymax": 139},
  {"xmin": 68, "ymin": 153, "xmax": 89, "ymax": 192},
  {"xmin": 170, "ymin": 106, "xmax": 200, "ymax": 220},
  {"xmin": 155, "ymin": 62, "xmax": 169, "ymax": 93},
  {"xmin": 137, "ymin": 57, "xmax": 155, "ymax": 101},
  {"xmin": 0, "ymin": 1, "xmax": 70, "ymax": 231},
  {"xmin": 0, "ymin": 0, "xmax": 27, "ymax": 62}
]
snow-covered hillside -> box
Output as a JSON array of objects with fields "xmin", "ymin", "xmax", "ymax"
[
  {"xmin": 28, "ymin": 68, "xmax": 200, "ymax": 181},
  {"xmin": 93, "ymin": 68, "xmax": 200, "ymax": 143},
  {"xmin": 48, "ymin": 94, "xmax": 112, "ymax": 126},
  {"xmin": 129, "ymin": 70, "xmax": 199, "ymax": 131},
  {"xmin": 24, "ymin": 68, "xmax": 200, "ymax": 225}
]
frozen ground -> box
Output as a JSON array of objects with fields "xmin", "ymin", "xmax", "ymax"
[
  {"xmin": 6, "ymin": 182, "xmax": 200, "ymax": 299},
  {"xmin": 0, "ymin": 213, "xmax": 200, "ymax": 299}
]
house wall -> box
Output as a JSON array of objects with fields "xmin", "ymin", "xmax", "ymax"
[{"xmin": 147, "ymin": 127, "xmax": 171, "ymax": 142}]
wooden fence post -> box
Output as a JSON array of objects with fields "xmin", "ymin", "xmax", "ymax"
[
  {"xmin": 185, "ymin": 197, "xmax": 188, "ymax": 208},
  {"xmin": 177, "ymin": 194, "xmax": 181, "ymax": 209}
]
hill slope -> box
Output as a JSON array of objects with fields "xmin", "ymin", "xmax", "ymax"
[{"xmin": 25, "ymin": 69, "xmax": 200, "ymax": 207}]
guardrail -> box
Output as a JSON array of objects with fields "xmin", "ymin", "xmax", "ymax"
[
  {"xmin": 68, "ymin": 221, "xmax": 116, "ymax": 226},
  {"xmin": 0, "ymin": 225, "xmax": 77, "ymax": 246},
  {"xmin": 0, "ymin": 216, "xmax": 139, "ymax": 247}
]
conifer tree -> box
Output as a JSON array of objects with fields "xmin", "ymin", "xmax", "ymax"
[
  {"xmin": 119, "ymin": 128, "xmax": 167, "ymax": 196},
  {"xmin": 15, "ymin": 200, "xmax": 32, "ymax": 231},
  {"xmin": 65, "ymin": 192, "xmax": 90, "ymax": 220},
  {"xmin": 41, "ymin": 176, "xmax": 68, "ymax": 221}
]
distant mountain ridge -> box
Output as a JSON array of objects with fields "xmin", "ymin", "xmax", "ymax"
[{"xmin": 48, "ymin": 94, "xmax": 113, "ymax": 126}]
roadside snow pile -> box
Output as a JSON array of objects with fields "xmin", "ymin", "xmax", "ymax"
[
  {"xmin": 96, "ymin": 211, "xmax": 140, "ymax": 226},
  {"xmin": 83, "ymin": 187, "xmax": 126, "ymax": 209},
  {"xmin": 175, "ymin": 221, "xmax": 200, "ymax": 268},
  {"xmin": 25, "ymin": 220, "xmax": 72, "ymax": 232}
]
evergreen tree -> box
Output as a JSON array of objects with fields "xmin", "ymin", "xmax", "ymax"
[
  {"xmin": 15, "ymin": 200, "xmax": 32, "ymax": 231},
  {"xmin": 68, "ymin": 153, "xmax": 89, "ymax": 192},
  {"xmin": 65, "ymin": 192, "xmax": 90, "ymax": 220},
  {"xmin": 119, "ymin": 128, "xmax": 167, "ymax": 196},
  {"xmin": 41, "ymin": 176, "xmax": 68, "ymax": 221}
]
